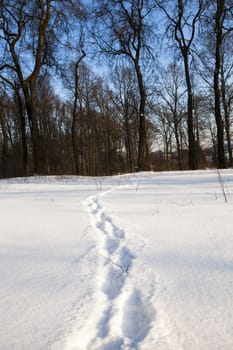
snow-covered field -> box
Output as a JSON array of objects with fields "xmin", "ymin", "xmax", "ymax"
[{"xmin": 1, "ymin": 170, "xmax": 233, "ymax": 350}]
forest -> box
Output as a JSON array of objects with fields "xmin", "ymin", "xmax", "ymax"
[{"xmin": 0, "ymin": 0, "xmax": 233, "ymax": 177}]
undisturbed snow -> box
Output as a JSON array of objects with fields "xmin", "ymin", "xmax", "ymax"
[{"xmin": 0, "ymin": 170, "xmax": 233, "ymax": 350}]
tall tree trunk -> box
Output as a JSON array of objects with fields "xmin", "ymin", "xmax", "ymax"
[
  {"xmin": 125, "ymin": 110, "xmax": 134, "ymax": 172},
  {"xmin": 72, "ymin": 52, "xmax": 86, "ymax": 175},
  {"xmin": 135, "ymin": 60, "xmax": 149, "ymax": 171},
  {"xmin": 72, "ymin": 84, "xmax": 80, "ymax": 175},
  {"xmin": 0, "ymin": 100, "xmax": 8, "ymax": 177},
  {"xmin": 214, "ymin": 0, "xmax": 226, "ymax": 168},
  {"xmin": 15, "ymin": 87, "xmax": 28, "ymax": 175},
  {"xmin": 174, "ymin": 118, "xmax": 182, "ymax": 170},
  {"xmin": 183, "ymin": 51, "xmax": 197, "ymax": 170},
  {"xmin": 220, "ymin": 59, "xmax": 232, "ymax": 167},
  {"xmin": 23, "ymin": 83, "xmax": 41, "ymax": 174}
]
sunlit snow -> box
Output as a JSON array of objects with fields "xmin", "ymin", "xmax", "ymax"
[{"xmin": 0, "ymin": 170, "xmax": 233, "ymax": 350}]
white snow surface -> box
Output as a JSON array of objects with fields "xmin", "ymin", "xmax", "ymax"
[{"xmin": 1, "ymin": 170, "xmax": 233, "ymax": 350}]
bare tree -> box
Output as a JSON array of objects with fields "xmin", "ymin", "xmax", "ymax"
[
  {"xmin": 0, "ymin": 0, "xmax": 85, "ymax": 174},
  {"xmin": 0, "ymin": 93, "xmax": 9, "ymax": 177},
  {"xmin": 157, "ymin": 0, "xmax": 205, "ymax": 170},
  {"xmin": 198, "ymin": 0, "xmax": 233, "ymax": 168},
  {"xmin": 220, "ymin": 46, "xmax": 233, "ymax": 167},
  {"xmin": 71, "ymin": 43, "xmax": 86, "ymax": 175},
  {"xmin": 212, "ymin": 0, "xmax": 233, "ymax": 168},
  {"xmin": 112, "ymin": 64, "xmax": 139, "ymax": 172},
  {"xmin": 0, "ymin": 1, "xmax": 52, "ymax": 173},
  {"xmin": 155, "ymin": 62, "xmax": 186, "ymax": 169},
  {"xmin": 93, "ymin": 0, "xmax": 156, "ymax": 170},
  {"xmin": 213, "ymin": 0, "xmax": 226, "ymax": 168}
]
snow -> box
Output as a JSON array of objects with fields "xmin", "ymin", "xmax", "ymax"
[{"xmin": 0, "ymin": 170, "xmax": 233, "ymax": 349}]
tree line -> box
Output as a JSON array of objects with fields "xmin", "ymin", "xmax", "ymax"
[{"xmin": 0, "ymin": 0, "xmax": 233, "ymax": 178}]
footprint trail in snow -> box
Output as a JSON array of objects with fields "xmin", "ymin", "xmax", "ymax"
[{"xmin": 85, "ymin": 192, "xmax": 155, "ymax": 349}]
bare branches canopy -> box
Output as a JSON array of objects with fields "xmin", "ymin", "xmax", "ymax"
[{"xmin": 0, "ymin": 0, "xmax": 233, "ymax": 177}]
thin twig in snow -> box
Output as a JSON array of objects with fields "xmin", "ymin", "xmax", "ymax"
[{"xmin": 216, "ymin": 169, "xmax": 228, "ymax": 203}]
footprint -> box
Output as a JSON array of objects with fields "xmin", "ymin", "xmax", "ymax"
[
  {"xmin": 122, "ymin": 289, "xmax": 155, "ymax": 346},
  {"xmin": 100, "ymin": 338, "xmax": 124, "ymax": 350},
  {"xmin": 117, "ymin": 247, "xmax": 135, "ymax": 272},
  {"xmin": 87, "ymin": 197, "xmax": 100, "ymax": 214},
  {"xmin": 97, "ymin": 307, "xmax": 112, "ymax": 339},
  {"xmin": 102, "ymin": 265, "xmax": 125, "ymax": 300},
  {"xmin": 105, "ymin": 237, "xmax": 119, "ymax": 254},
  {"xmin": 103, "ymin": 219, "xmax": 114, "ymax": 236},
  {"xmin": 112, "ymin": 226, "xmax": 125, "ymax": 239}
]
